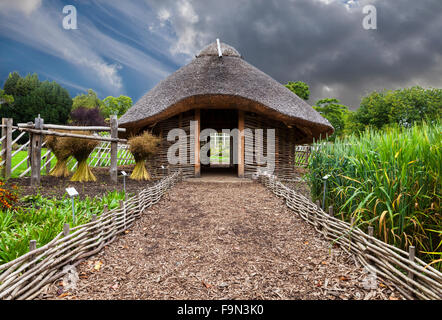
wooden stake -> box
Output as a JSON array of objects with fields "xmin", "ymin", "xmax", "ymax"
[
  {"xmin": 408, "ymin": 246, "xmax": 415, "ymax": 281},
  {"xmin": 328, "ymin": 205, "xmax": 334, "ymax": 217},
  {"xmin": 63, "ymin": 223, "xmax": 70, "ymax": 236},
  {"xmin": 1, "ymin": 118, "xmax": 12, "ymax": 179},
  {"xmin": 110, "ymin": 115, "xmax": 118, "ymax": 183},
  {"xmin": 238, "ymin": 110, "xmax": 245, "ymax": 178},
  {"xmin": 30, "ymin": 117, "xmax": 43, "ymax": 187},
  {"xmin": 194, "ymin": 109, "xmax": 201, "ymax": 177}
]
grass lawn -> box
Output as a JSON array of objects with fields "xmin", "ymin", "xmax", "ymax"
[{"xmin": 8, "ymin": 148, "xmax": 134, "ymax": 178}]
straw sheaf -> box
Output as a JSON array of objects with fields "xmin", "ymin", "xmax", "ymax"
[{"xmin": 119, "ymin": 41, "xmax": 334, "ymax": 141}]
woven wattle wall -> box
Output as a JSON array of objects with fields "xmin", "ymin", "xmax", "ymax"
[{"xmin": 244, "ymin": 112, "xmax": 306, "ymax": 180}]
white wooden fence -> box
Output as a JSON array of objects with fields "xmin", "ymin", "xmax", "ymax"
[{"xmin": 1, "ymin": 117, "xmax": 134, "ymax": 181}]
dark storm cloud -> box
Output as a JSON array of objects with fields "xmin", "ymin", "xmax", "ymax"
[{"xmin": 148, "ymin": 0, "xmax": 442, "ymax": 108}]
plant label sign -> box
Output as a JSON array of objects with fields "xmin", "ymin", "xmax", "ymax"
[
  {"xmin": 66, "ymin": 187, "xmax": 79, "ymax": 197},
  {"xmin": 121, "ymin": 171, "xmax": 127, "ymax": 176}
]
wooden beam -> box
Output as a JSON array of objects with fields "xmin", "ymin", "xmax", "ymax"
[
  {"xmin": 17, "ymin": 123, "xmax": 126, "ymax": 132},
  {"xmin": 238, "ymin": 110, "xmax": 245, "ymax": 178},
  {"xmin": 194, "ymin": 109, "xmax": 201, "ymax": 177},
  {"xmin": 17, "ymin": 128, "xmax": 127, "ymax": 143}
]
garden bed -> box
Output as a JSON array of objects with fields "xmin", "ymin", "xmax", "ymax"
[{"xmin": 3, "ymin": 166, "xmax": 156, "ymax": 200}]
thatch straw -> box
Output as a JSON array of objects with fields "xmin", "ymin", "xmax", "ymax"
[
  {"xmin": 128, "ymin": 131, "xmax": 160, "ymax": 181},
  {"xmin": 57, "ymin": 131, "xmax": 99, "ymax": 182},
  {"xmin": 44, "ymin": 131, "xmax": 71, "ymax": 178},
  {"xmin": 119, "ymin": 41, "xmax": 334, "ymax": 143}
]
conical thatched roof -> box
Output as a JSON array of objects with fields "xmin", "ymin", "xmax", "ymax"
[{"xmin": 119, "ymin": 41, "xmax": 334, "ymax": 140}]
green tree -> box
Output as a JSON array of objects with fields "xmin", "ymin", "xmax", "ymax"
[
  {"xmin": 313, "ymin": 98, "xmax": 350, "ymax": 140},
  {"xmin": 102, "ymin": 95, "xmax": 132, "ymax": 119},
  {"xmin": 0, "ymin": 89, "xmax": 14, "ymax": 105},
  {"xmin": 72, "ymin": 89, "xmax": 104, "ymax": 111},
  {"xmin": 1, "ymin": 72, "xmax": 72, "ymax": 125},
  {"xmin": 355, "ymin": 86, "xmax": 442, "ymax": 129},
  {"xmin": 285, "ymin": 81, "xmax": 310, "ymax": 100}
]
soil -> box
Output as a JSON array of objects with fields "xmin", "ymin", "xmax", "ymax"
[
  {"xmin": 41, "ymin": 181, "xmax": 403, "ymax": 300},
  {"xmin": 3, "ymin": 166, "xmax": 156, "ymax": 200}
]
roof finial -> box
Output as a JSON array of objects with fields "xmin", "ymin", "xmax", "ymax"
[{"xmin": 216, "ymin": 38, "xmax": 222, "ymax": 58}]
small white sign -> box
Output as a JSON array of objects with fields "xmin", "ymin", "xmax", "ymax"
[
  {"xmin": 323, "ymin": 174, "xmax": 331, "ymax": 180},
  {"xmin": 66, "ymin": 187, "xmax": 79, "ymax": 197},
  {"xmin": 121, "ymin": 171, "xmax": 127, "ymax": 176}
]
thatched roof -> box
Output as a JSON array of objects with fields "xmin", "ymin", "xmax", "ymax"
[{"xmin": 119, "ymin": 41, "xmax": 334, "ymax": 141}]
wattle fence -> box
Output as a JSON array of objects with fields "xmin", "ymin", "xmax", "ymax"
[
  {"xmin": 0, "ymin": 171, "xmax": 182, "ymax": 300},
  {"xmin": 258, "ymin": 174, "xmax": 442, "ymax": 300}
]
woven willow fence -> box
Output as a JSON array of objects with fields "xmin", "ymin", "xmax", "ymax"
[
  {"xmin": 258, "ymin": 174, "xmax": 442, "ymax": 300},
  {"xmin": 0, "ymin": 171, "xmax": 182, "ymax": 300}
]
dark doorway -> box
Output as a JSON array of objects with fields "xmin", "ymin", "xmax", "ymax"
[{"xmin": 200, "ymin": 109, "xmax": 238, "ymax": 176}]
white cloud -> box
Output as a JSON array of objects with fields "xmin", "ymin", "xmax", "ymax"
[
  {"xmin": 0, "ymin": 0, "xmax": 42, "ymax": 15},
  {"xmin": 0, "ymin": 1, "xmax": 178, "ymax": 94}
]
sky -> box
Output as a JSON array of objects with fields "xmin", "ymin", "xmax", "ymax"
[{"xmin": 1, "ymin": 0, "xmax": 442, "ymax": 109}]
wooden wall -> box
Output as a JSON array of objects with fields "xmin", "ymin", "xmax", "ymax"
[
  {"xmin": 143, "ymin": 109, "xmax": 307, "ymax": 180},
  {"xmin": 244, "ymin": 111, "xmax": 307, "ymax": 180},
  {"xmin": 147, "ymin": 110, "xmax": 195, "ymax": 178}
]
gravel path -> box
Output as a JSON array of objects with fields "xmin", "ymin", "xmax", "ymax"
[{"xmin": 44, "ymin": 181, "xmax": 403, "ymax": 300}]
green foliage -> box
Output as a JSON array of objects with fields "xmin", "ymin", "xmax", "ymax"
[
  {"xmin": 0, "ymin": 72, "xmax": 72, "ymax": 125},
  {"xmin": 72, "ymin": 89, "xmax": 104, "ymax": 111},
  {"xmin": 0, "ymin": 190, "xmax": 126, "ymax": 264},
  {"xmin": 313, "ymin": 98, "xmax": 351, "ymax": 140},
  {"xmin": 354, "ymin": 86, "xmax": 442, "ymax": 130},
  {"xmin": 307, "ymin": 121, "xmax": 441, "ymax": 269},
  {"xmin": 0, "ymin": 89, "xmax": 14, "ymax": 105},
  {"xmin": 285, "ymin": 81, "xmax": 310, "ymax": 100},
  {"xmin": 102, "ymin": 95, "xmax": 132, "ymax": 119}
]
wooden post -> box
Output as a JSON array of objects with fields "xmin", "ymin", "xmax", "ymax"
[
  {"xmin": 408, "ymin": 246, "xmax": 415, "ymax": 281},
  {"xmin": 110, "ymin": 115, "xmax": 118, "ymax": 183},
  {"xmin": 194, "ymin": 109, "xmax": 201, "ymax": 177},
  {"xmin": 1, "ymin": 118, "xmax": 13, "ymax": 179},
  {"xmin": 328, "ymin": 205, "xmax": 334, "ymax": 217},
  {"xmin": 91, "ymin": 214, "xmax": 97, "ymax": 222},
  {"xmin": 29, "ymin": 240, "xmax": 37, "ymax": 252},
  {"xmin": 238, "ymin": 110, "xmax": 245, "ymax": 178},
  {"xmin": 30, "ymin": 117, "xmax": 43, "ymax": 187},
  {"xmin": 29, "ymin": 240, "xmax": 37, "ymax": 269},
  {"xmin": 63, "ymin": 223, "xmax": 70, "ymax": 236}
]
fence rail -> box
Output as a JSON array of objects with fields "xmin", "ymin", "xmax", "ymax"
[
  {"xmin": 0, "ymin": 171, "xmax": 182, "ymax": 300},
  {"xmin": 1, "ymin": 117, "xmax": 135, "ymax": 181},
  {"xmin": 258, "ymin": 174, "xmax": 442, "ymax": 300}
]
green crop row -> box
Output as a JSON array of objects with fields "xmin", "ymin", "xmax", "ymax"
[
  {"xmin": 0, "ymin": 190, "xmax": 126, "ymax": 265},
  {"xmin": 306, "ymin": 121, "xmax": 441, "ymax": 270}
]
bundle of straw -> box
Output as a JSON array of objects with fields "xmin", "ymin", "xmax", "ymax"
[
  {"xmin": 44, "ymin": 131, "xmax": 70, "ymax": 178},
  {"xmin": 128, "ymin": 131, "xmax": 160, "ymax": 181},
  {"xmin": 57, "ymin": 131, "xmax": 99, "ymax": 182}
]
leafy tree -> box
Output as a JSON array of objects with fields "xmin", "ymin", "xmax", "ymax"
[
  {"xmin": 0, "ymin": 89, "xmax": 14, "ymax": 105},
  {"xmin": 1, "ymin": 72, "xmax": 72, "ymax": 125},
  {"xmin": 354, "ymin": 86, "xmax": 442, "ymax": 129},
  {"xmin": 313, "ymin": 98, "xmax": 351, "ymax": 140},
  {"xmin": 102, "ymin": 95, "xmax": 132, "ymax": 119},
  {"xmin": 70, "ymin": 107, "xmax": 106, "ymax": 126},
  {"xmin": 285, "ymin": 81, "xmax": 310, "ymax": 100},
  {"xmin": 72, "ymin": 89, "xmax": 104, "ymax": 111}
]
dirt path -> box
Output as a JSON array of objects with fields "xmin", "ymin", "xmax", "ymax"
[{"xmin": 45, "ymin": 181, "xmax": 402, "ymax": 300}]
